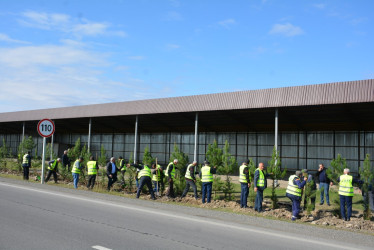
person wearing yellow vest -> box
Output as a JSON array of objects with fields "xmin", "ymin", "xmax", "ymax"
[
  {"xmin": 165, "ymin": 159, "xmax": 178, "ymax": 198},
  {"xmin": 118, "ymin": 156, "xmax": 127, "ymax": 186},
  {"xmin": 135, "ymin": 163, "xmax": 156, "ymax": 200},
  {"xmin": 45, "ymin": 158, "xmax": 61, "ymax": 183},
  {"xmin": 86, "ymin": 156, "xmax": 99, "ymax": 190},
  {"xmin": 239, "ymin": 160, "xmax": 251, "ymax": 208},
  {"xmin": 71, "ymin": 157, "xmax": 84, "ymax": 189},
  {"xmin": 334, "ymin": 168, "xmax": 362, "ymax": 221},
  {"xmin": 200, "ymin": 160, "xmax": 217, "ymax": 203},
  {"xmin": 181, "ymin": 161, "xmax": 199, "ymax": 200},
  {"xmin": 22, "ymin": 151, "xmax": 32, "ymax": 180},
  {"xmin": 151, "ymin": 163, "xmax": 163, "ymax": 195},
  {"xmin": 254, "ymin": 162, "xmax": 269, "ymax": 212},
  {"xmin": 286, "ymin": 171, "xmax": 307, "ymax": 221}
]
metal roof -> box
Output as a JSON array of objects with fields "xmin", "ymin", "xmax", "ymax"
[{"xmin": 0, "ymin": 79, "xmax": 373, "ymax": 123}]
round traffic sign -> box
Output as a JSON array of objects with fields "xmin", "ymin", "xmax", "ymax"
[{"xmin": 37, "ymin": 119, "xmax": 55, "ymax": 137}]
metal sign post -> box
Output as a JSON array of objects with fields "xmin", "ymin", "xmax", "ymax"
[{"xmin": 37, "ymin": 119, "xmax": 55, "ymax": 184}]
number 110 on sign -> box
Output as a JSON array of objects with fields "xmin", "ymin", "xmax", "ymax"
[{"xmin": 37, "ymin": 119, "xmax": 55, "ymax": 138}]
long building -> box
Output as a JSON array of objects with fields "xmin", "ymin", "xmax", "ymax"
[{"xmin": 1, "ymin": 79, "xmax": 373, "ymax": 173}]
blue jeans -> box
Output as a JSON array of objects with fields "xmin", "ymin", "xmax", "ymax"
[
  {"xmin": 240, "ymin": 183, "xmax": 249, "ymax": 208},
  {"xmin": 340, "ymin": 195, "xmax": 353, "ymax": 220},
  {"xmin": 287, "ymin": 193, "xmax": 301, "ymax": 218},
  {"xmin": 72, "ymin": 173, "xmax": 79, "ymax": 189},
  {"xmin": 255, "ymin": 188, "xmax": 264, "ymax": 211},
  {"xmin": 319, "ymin": 182, "xmax": 330, "ymax": 204},
  {"xmin": 202, "ymin": 182, "xmax": 212, "ymax": 203},
  {"xmin": 153, "ymin": 181, "xmax": 160, "ymax": 193}
]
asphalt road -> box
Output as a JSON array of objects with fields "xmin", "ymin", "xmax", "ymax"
[{"xmin": 0, "ymin": 178, "xmax": 373, "ymax": 250}]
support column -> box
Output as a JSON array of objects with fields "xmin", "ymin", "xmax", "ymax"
[
  {"xmin": 22, "ymin": 122, "xmax": 25, "ymax": 142},
  {"xmin": 194, "ymin": 112, "xmax": 199, "ymax": 162},
  {"xmin": 275, "ymin": 108, "xmax": 278, "ymax": 151},
  {"xmin": 134, "ymin": 116, "xmax": 139, "ymax": 164},
  {"xmin": 274, "ymin": 108, "xmax": 279, "ymax": 186},
  {"xmin": 88, "ymin": 118, "xmax": 92, "ymax": 153}
]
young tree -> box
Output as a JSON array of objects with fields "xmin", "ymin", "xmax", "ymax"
[
  {"xmin": 206, "ymin": 140, "xmax": 223, "ymax": 168},
  {"xmin": 360, "ymin": 154, "xmax": 373, "ymax": 220},
  {"xmin": 18, "ymin": 136, "xmax": 35, "ymax": 156},
  {"xmin": 143, "ymin": 146, "xmax": 155, "ymax": 166},
  {"xmin": 127, "ymin": 153, "xmax": 135, "ymax": 192},
  {"xmin": 220, "ymin": 141, "xmax": 237, "ymax": 200},
  {"xmin": 327, "ymin": 154, "xmax": 347, "ymax": 184},
  {"xmin": 248, "ymin": 158, "xmax": 257, "ymax": 205},
  {"xmin": 267, "ymin": 147, "xmax": 286, "ymax": 209},
  {"xmin": 169, "ymin": 144, "xmax": 189, "ymax": 195},
  {"xmin": 68, "ymin": 138, "xmax": 82, "ymax": 162},
  {"xmin": 206, "ymin": 140, "xmax": 223, "ymax": 199},
  {"xmin": 98, "ymin": 145, "xmax": 107, "ymax": 189}
]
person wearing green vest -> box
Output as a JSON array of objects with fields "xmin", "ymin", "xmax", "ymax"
[
  {"xmin": 200, "ymin": 161, "xmax": 217, "ymax": 203},
  {"xmin": 45, "ymin": 158, "xmax": 61, "ymax": 183},
  {"xmin": 165, "ymin": 159, "xmax": 178, "ymax": 198},
  {"xmin": 118, "ymin": 156, "xmax": 127, "ymax": 186},
  {"xmin": 22, "ymin": 151, "xmax": 31, "ymax": 180},
  {"xmin": 86, "ymin": 156, "xmax": 99, "ymax": 190},
  {"xmin": 181, "ymin": 161, "xmax": 199, "ymax": 200},
  {"xmin": 286, "ymin": 171, "xmax": 307, "ymax": 221},
  {"xmin": 135, "ymin": 163, "xmax": 156, "ymax": 200},
  {"xmin": 254, "ymin": 162, "xmax": 269, "ymax": 212},
  {"xmin": 71, "ymin": 157, "xmax": 84, "ymax": 189},
  {"xmin": 152, "ymin": 163, "xmax": 163, "ymax": 195},
  {"xmin": 239, "ymin": 160, "xmax": 251, "ymax": 208},
  {"xmin": 334, "ymin": 168, "xmax": 362, "ymax": 221}
]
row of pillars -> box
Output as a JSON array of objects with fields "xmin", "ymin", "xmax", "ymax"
[{"xmin": 21, "ymin": 109, "xmax": 279, "ymax": 162}]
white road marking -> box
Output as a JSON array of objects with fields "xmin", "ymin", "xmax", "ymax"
[
  {"xmin": 92, "ymin": 245, "xmax": 112, "ymax": 250},
  {"xmin": 0, "ymin": 182, "xmax": 362, "ymax": 250}
]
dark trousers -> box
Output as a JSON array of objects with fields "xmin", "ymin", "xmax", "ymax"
[
  {"xmin": 45, "ymin": 170, "xmax": 57, "ymax": 183},
  {"xmin": 107, "ymin": 174, "xmax": 118, "ymax": 190},
  {"xmin": 167, "ymin": 179, "xmax": 175, "ymax": 198},
  {"xmin": 22, "ymin": 165, "xmax": 29, "ymax": 180},
  {"xmin": 240, "ymin": 183, "xmax": 249, "ymax": 208},
  {"xmin": 287, "ymin": 193, "xmax": 301, "ymax": 218},
  {"xmin": 182, "ymin": 178, "xmax": 198, "ymax": 199},
  {"xmin": 137, "ymin": 176, "xmax": 155, "ymax": 199},
  {"xmin": 340, "ymin": 195, "xmax": 353, "ymax": 220},
  {"xmin": 87, "ymin": 175, "xmax": 97, "ymax": 189},
  {"xmin": 202, "ymin": 182, "xmax": 212, "ymax": 203},
  {"xmin": 255, "ymin": 188, "xmax": 264, "ymax": 211},
  {"xmin": 63, "ymin": 163, "xmax": 70, "ymax": 172}
]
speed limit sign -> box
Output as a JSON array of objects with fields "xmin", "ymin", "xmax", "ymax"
[{"xmin": 37, "ymin": 119, "xmax": 55, "ymax": 138}]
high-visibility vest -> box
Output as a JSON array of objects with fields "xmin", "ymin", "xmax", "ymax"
[
  {"xmin": 256, "ymin": 168, "xmax": 265, "ymax": 187},
  {"xmin": 201, "ymin": 166, "xmax": 213, "ymax": 183},
  {"xmin": 152, "ymin": 165, "xmax": 162, "ymax": 181},
  {"xmin": 185, "ymin": 164, "xmax": 195, "ymax": 180},
  {"xmin": 22, "ymin": 154, "xmax": 29, "ymax": 165},
  {"xmin": 87, "ymin": 161, "xmax": 98, "ymax": 175},
  {"xmin": 71, "ymin": 160, "xmax": 81, "ymax": 174},
  {"xmin": 286, "ymin": 175, "xmax": 302, "ymax": 197},
  {"xmin": 119, "ymin": 159, "xmax": 125, "ymax": 171},
  {"xmin": 165, "ymin": 162, "xmax": 175, "ymax": 179},
  {"xmin": 339, "ymin": 175, "xmax": 354, "ymax": 196},
  {"xmin": 138, "ymin": 165, "xmax": 151, "ymax": 178},
  {"xmin": 48, "ymin": 160, "xmax": 58, "ymax": 170},
  {"xmin": 239, "ymin": 164, "xmax": 248, "ymax": 183}
]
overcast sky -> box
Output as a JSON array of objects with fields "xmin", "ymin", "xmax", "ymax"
[{"xmin": 0, "ymin": 0, "xmax": 373, "ymax": 113}]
